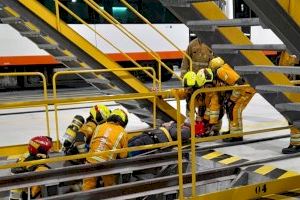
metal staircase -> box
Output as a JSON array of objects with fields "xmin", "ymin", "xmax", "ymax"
[
  {"xmin": 159, "ymin": 0, "xmax": 300, "ymax": 128},
  {"xmin": 0, "ymin": 0, "xmax": 181, "ymax": 126}
]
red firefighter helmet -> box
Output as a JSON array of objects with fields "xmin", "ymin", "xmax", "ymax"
[
  {"xmin": 28, "ymin": 136, "xmax": 53, "ymax": 155},
  {"xmin": 195, "ymin": 121, "xmax": 205, "ymax": 137}
]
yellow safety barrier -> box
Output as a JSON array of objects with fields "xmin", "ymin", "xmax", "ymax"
[
  {"xmin": 52, "ymin": 67, "xmax": 157, "ymax": 150},
  {"xmin": 0, "ymin": 72, "xmax": 50, "ymax": 137}
]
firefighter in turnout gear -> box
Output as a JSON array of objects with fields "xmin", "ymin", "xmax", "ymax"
[
  {"xmin": 208, "ymin": 57, "xmax": 255, "ymax": 141},
  {"xmin": 197, "ymin": 68, "xmax": 222, "ymax": 136},
  {"xmin": 10, "ymin": 136, "xmax": 53, "ymax": 200},
  {"xmin": 176, "ymin": 71, "xmax": 206, "ymax": 120},
  {"xmin": 83, "ymin": 109, "xmax": 128, "ymax": 190},
  {"xmin": 181, "ymin": 38, "xmax": 214, "ymax": 77},
  {"xmin": 62, "ymin": 104, "xmax": 111, "ymax": 164}
]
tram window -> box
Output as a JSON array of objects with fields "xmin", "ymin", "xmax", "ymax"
[{"xmin": 38, "ymin": 0, "xmax": 180, "ymax": 24}]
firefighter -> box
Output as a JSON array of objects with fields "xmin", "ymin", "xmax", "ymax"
[
  {"xmin": 62, "ymin": 104, "xmax": 111, "ymax": 163},
  {"xmin": 128, "ymin": 120, "xmax": 205, "ymax": 156},
  {"xmin": 197, "ymin": 68, "xmax": 222, "ymax": 136},
  {"xmin": 208, "ymin": 57, "xmax": 255, "ymax": 142},
  {"xmin": 181, "ymin": 38, "xmax": 214, "ymax": 77},
  {"xmin": 282, "ymin": 127, "xmax": 300, "ymax": 154},
  {"xmin": 10, "ymin": 136, "xmax": 53, "ymax": 200},
  {"xmin": 178, "ymin": 71, "xmax": 206, "ymax": 119},
  {"xmin": 82, "ymin": 108, "xmax": 129, "ymax": 190}
]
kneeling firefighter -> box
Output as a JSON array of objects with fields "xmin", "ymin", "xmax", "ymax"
[
  {"xmin": 10, "ymin": 136, "xmax": 53, "ymax": 200},
  {"xmin": 83, "ymin": 108, "xmax": 129, "ymax": 190}
]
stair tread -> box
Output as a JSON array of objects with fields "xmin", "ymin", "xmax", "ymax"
[
  {"xmin": 275, "ymin": 103, "xmax": 300, "ymax": 112},
  {"xmin": 55, "ymin": 56, "xmax": 77, "ymax": 62},
  {"xmin": 256, "ymin": 85, "xmax": 300, "ymax": 93},
  {"xmin": 85, "ymin": 78, "xmax": 110, "ymax": 85},
  {"xmin": 235, "ymin": 65, "xmax": 300, "ymax": 75},
  {"xmin": 212, "ymin": 44, "xmax": 286, "ymax": 51},
  {"xmin": 187, "ymin": 18, "xmax": 260, "ymax": 27}
]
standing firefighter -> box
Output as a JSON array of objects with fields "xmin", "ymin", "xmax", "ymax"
[
  {"xmin": 208, "ymin": 57, "xmax": 255, "ymax": 141},
  {"xmin": 181, "ymin": 38, "xmax": 214, "ymax": 77},
  {"xmin": 83, "ymin": 109, "xmax": 129, "ymax": 190},
  {"xmin": 10, "ymin": 136, "xmax": 53, "ymax": 200}
]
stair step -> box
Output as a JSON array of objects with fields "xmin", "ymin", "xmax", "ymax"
[
  {"xmin": 37, "ymin": 44, "xmax": 59, "ymax": 50},
  {"xmin": 54, "ymin": 67, "xmax": 90, "ymax": 72},
  {"xmin": 212, "ymin": 44, "xmax": 286, "ymax": 54},
  {"xmin": 55, "ymin": 56, "xmax": 77, "ymax": 62},
  {"xmin": 187, "ymin": 18, "xmax": 261, "ymax": 31},
  {"xmin": 256, "ymin": 85, "xmax": 300, "ymax": 93},
  {"xmin": 141, "ymin": 117, "xmax": 155, "ymax": 125},
  {"xmin": 101, "ymin": 89, "xmax": 123, "ymax": 95},
  {"xmin": 20, "ymin": 31, "xmax": 40, "ymax": 37},
  {"xmin": 85, "ymin": 78, "xmax": 110, "ymax": 85},
  {"xmin": 275, "ymin": 103, "xmax": 300, "ymax": 112},
  {"xmin": 0, "ymin": 16, "xmax": 21, "ymax": 23},
  {"xmin": 235, "ymin": 66, "xmax": 300, "ymax": 75},
  {"xmin": 293, "ymin": 121, "xmax": 300, "ymax": 128},
  {"xmin": 130, "ymin": 108, "xmax": 153, "ymax": 117},
  {"xmin": 162, "ymin": 0, "xmax": 215, "ymax": 7},
  {"xmin": 141, "ymin": 118, "xmax": 165, "ymax": 126},
  {"xmin": 117, "ymin": 100, "xmax": 139, "ymax": 107}
]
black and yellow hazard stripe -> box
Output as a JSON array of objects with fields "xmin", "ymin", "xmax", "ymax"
[
  {"xmin": 245, "ymin": 164, "xmax": 299, "ymax": 180},
  {"xmin": 201, "ymin": 150, "xmax": 248, "ymax": 165},
  {"xmin": 259, "ymin": 188, "xmax": 300, "ymax": 200}
]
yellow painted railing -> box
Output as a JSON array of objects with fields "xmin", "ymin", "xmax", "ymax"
[
  {"xmin": 52, "ymin": 67, "xmax": 157, "ymax": 149},
  {"xmin": 120, "ymin": 0, "xmax": 192, "ymax": 73},
  {"xmin": 54, "ymin": 0, "xmax": 162, "ymax": 90},
  {"xmin": 0, "ymin": 82, "xmax": 294, "ymax": 199},
  {"xmin": 0, "ymin": 72, "xmax": 50, "ymax": 137},
  {"xmin": 84, "ymin": 0, "xmax": 182, "ymax": 85},
  {"xmin": 54, "ymin": 0, "xmax": 183, "ymax": 91}
]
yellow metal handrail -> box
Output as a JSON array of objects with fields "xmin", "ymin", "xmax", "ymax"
[
  {"xmin": 0, "ymin": 93, "xmax": 184, "ymax": 200},
  {"xmin": 0, "ymin": 72, "xmax": 50, "ymax": 137},
  {"xmin": 120, "ymin": 0, "xmax": 193, "ymax": 72},
  {"xmin": 0, "ymin": 141, "xmax": 177, "ymax": 170},
  {"xmin": 85, "ymin": 0, "xmax": 182, "ymax": 86},
  {"xmin": 54, "ymin": 0, "xmax": 161, "ymax": 90},
  {"xmin": 189, "ymin": 85, "xmax": 250, "ymax": 197},
  {"xmin": 52, "ymin": 67, "xmax": 157, "ymax": 150}
]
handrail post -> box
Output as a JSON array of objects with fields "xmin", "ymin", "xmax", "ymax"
[
  {"xmin": 54, "ymin": 0, "xmax": 61, "ymax": 32},
  {"xmin": 52, "ymin": 72, "xmax": 61, "ymax": 151},
  {"xmin": 175, "ymin": 94, "xmax": 184, "ymax": 200},
  {"xmin": 0, "ymin": 72, "xmax": 50, "ymax": 137},
  {"xmin": 190, "ymin": 91, "xmax": 197, "ymax": 197}
]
